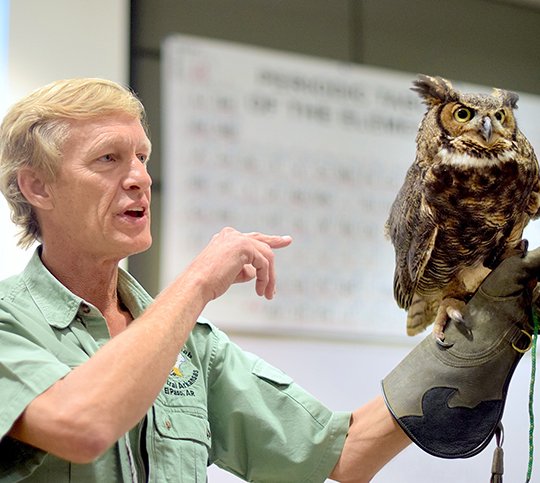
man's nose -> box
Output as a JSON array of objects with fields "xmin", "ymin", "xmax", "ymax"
[{"xmin": 124, "ymin": 157, "xmax": 152, "ymax": 190}]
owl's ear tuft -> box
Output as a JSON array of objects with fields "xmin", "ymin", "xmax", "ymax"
[
  {"xmin": 411, "ymin": 75, "xmax": 457, "ymax": 106},
  {"xmin": 493, "ymin": 88, "xmax": 519, "ymax": 109}
]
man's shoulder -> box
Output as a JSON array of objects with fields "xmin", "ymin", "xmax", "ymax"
[
  {"xmin": 0, "ymin": 248, "xmax": 42, "ymax": 303},
  {"xmin": 188, "ymin": 317, "xmax": 228, "ymax": 351},
  {"xmin": 193, "ymin": 317, "xmax": 226, "ymax": 337},
  {"xmin": 0, "ymin": 272, "xmax": 26, "ymax": 303}
]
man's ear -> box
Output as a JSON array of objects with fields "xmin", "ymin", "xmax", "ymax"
[{"xmin": 17, "ymin": 167, "xmax": 54, "ymax": 210}]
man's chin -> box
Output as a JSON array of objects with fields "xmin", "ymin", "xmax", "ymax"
[
  {"xmin": 130, "ymin": 238, "xmax": 152, "ymax": 256},
  {"xmin": 118, "ymin": 235, "xmax": 152, "ymax": 259}
]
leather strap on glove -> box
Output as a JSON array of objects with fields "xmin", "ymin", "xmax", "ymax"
[{"xmin": 382, "ymin": 246, "xmax": 540, "ymax": 459}]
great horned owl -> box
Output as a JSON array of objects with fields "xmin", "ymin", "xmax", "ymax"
[{"xmin": 385, "ymin": 74, "xmax": 540, "ymax": 342}]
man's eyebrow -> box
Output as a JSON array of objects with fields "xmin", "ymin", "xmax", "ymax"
[
  {"xmin": 86, "ymin": 134, "xmax": 152, "ymax": 157},
  {"xmin": 141, "ymin": 139, "xmax": 152, "ymax": 154}
]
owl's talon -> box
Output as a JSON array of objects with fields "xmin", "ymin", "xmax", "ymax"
[
  {"xmin": 448, "ymin": 308, "xmax": 473, "ymax": 337},
  {"xmin": 447, "ymin": 307, "xmax": 465, "ymax": 325},
  {"xmin": 435, "ymin": 336, "xmax": 454, "ymax": 348},
  {"xmin": 457, "ymin": 322, "xmax": 473, "ymax": 339},
  {"xmin": 432, "ymin": 325, "xmax": 450, "ymax": 347}
]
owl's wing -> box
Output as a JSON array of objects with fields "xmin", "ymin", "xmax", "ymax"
[
  {"xmin": 519, "ymin": 132, "xmax": 540, "ymax": 219},
  {"xmin": 386, "ymin": 163, "xmax": 438, "ymax": 310}
]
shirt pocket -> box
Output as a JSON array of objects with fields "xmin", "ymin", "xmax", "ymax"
[
  {"xmin": 251, "ymin": 358, "xmax": 294, "ymax": 387},
  {"xmin": 148, "ymin": 404, "xmax": 212, "ymax": 483}
]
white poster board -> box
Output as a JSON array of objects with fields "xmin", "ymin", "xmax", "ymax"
[{"xmin": 161, "ymin": 34, "xmax": 540, "ymax": 342}]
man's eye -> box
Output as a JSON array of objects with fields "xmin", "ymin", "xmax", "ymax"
[
  {"xmin": 99, "ymin": 154, "xmax": 115, "ymax": 162},
  {"xmin": 138, "ymin": 154, "xmax": 149, "ymax": 164}
]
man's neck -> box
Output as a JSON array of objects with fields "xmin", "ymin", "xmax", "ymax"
[{"xmin": 39, "ymin": 244, "xmax": 122, "ymax": 314}]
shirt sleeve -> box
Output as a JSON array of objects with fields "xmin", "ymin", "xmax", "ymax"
[
  {"xmin": 0, "ymin": 308, "xmax": 72, "ymax": 478},
  {"xmin": 204, "ymin": 324, "xmax": 351, "ymax": 482}
]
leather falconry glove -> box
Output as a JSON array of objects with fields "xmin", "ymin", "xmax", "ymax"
[{"xmin": 382, "ymin": 245, "xmax": 540, "ymax": 460}]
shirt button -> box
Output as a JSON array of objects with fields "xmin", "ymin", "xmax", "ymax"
[
  {"xmin": 80, "ymin": 303, "xmax": 91, "ymax": 314},
  {"xmin": 165, "ymin": 420, "xmax": 172, "ymax": 430},
  {"xmin": 75, "ymin": 316, "xmax": 87, "ymax": 327}
]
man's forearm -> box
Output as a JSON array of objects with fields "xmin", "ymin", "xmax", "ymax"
[
  {"xmin": 9, "ymin": 269, "xmax": 207, "ymax": 462},
  {"xmin": 330, "ymin": 396, "xmax": 411, "ymax": 482}
]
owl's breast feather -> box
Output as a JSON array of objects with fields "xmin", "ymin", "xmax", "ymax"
[
  {"xmin": 437, "ymin": 147, "xmax": 515, "ymax": 168},
  {"xmin": 424, "ymin": 156, "xmax": 530, "ymax": 227}
]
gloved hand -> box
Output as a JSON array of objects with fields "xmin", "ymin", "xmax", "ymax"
[{"xmin": 382, "ymin": 245, "xmax": 540, "ymax": 459}]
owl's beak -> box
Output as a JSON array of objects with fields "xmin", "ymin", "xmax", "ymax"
[{"xmin": 481, "ymin": 116, "xmax": 493, "ymax": 143}]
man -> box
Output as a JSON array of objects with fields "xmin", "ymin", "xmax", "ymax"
[{"xmin": 0, "ymin": 78, "xmax": 536, "ymax": 482}]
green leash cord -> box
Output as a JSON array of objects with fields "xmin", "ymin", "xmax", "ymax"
[{"xmin": 526, "ymin": 309, "xmax": 539, "ymax": 483}]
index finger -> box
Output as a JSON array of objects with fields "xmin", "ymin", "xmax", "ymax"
[{"xmin": 244, "ymin": 232, "xmax": 293, "ymax": 249}]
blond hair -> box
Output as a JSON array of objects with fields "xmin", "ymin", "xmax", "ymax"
[{"xmin": 0, "ymin": 78, "xmax": 147, "ymax": 248}]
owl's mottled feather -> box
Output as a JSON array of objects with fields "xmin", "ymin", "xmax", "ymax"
[{"xmin": 386, "ymin": 75, "xmax": 540, "ymax": 337}]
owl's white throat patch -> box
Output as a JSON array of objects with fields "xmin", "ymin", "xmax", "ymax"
[{"xmin": 438, "ymin": 148, "xmax": 513, "ymax": 168}]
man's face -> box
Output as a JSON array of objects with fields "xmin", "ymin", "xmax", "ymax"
[{"xmin": 44, "ymin": 114, "xmax": 153, "ymax": 261}]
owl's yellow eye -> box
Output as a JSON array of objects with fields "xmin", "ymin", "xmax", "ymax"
[
  {"xmin": 494, "ymin": 110, "xmax": 506, "ymax": 124},
  {"xmin": 453, "ymin": 106, "xmax": 474, "ymax": 123}
]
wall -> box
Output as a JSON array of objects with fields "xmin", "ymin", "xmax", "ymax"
[
  {"xmin": 1, "ymin": 0, "xmax": 129, "ymax": 279},
  {"xmin": 130, "ymin": 0, "xmax": 540, "ymax": 295}
]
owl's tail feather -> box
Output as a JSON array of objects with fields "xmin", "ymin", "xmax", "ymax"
[{"xmin": 406, "ymin": 294, "xmax": 438, "ymax": 336}]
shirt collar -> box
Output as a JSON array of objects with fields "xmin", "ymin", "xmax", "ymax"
[{"xmin": 22, "ymin": 247, "xmax": 153, "ymax": 329}]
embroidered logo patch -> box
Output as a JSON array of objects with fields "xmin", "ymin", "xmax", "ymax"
[
  {"xmin": 164, "ymin": 348, "xmax": 200, "ymax": 398},
  {"xmin": 172, "ymin": 353, "xmax": 186, "ymax": 377}
]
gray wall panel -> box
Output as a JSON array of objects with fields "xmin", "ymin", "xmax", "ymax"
[{"xmin": 129, "ymin": 0, "xmax": 540, "ymax": 295}]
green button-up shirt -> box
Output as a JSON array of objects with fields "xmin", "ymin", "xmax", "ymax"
[{"xmin": 0, "ymin": 249, "xmax": 350, "ymax": 482}]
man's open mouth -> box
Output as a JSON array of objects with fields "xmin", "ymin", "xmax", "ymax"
[{"xmin": 124, "ymin": 207, "xmax": 145, "ymax": 218}]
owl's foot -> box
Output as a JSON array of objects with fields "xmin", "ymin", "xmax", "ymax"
[{"xmin": 433, "ymin": 298, "xmax": 467, "ymax": 347}]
